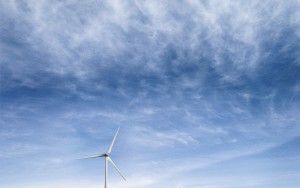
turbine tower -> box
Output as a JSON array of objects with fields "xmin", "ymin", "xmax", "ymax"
[{"xmin": 80, "ymin": 127, "xmax": 126, "ymax": 188}]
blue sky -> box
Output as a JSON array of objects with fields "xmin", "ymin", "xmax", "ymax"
[{"xmin": 0, "ymin": 0, "xmax": 300, "ymax": 188}]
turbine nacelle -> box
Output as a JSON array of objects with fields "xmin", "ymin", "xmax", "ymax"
[{"xmin": 79, "ymin": 127, "xmax": 126, "ymax": 188}]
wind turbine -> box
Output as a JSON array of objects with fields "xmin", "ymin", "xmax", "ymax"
[{"xmin": 80, "ymin": 127, "xmax": 126, "ymax": 188}]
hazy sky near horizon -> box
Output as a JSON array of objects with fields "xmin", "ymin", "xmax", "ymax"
[{"xmin": 1, "ymin": 0, "xmax": 300, "ymax": 188}]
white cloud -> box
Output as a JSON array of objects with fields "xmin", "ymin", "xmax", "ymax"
[
  {"xmin": 2, "ymin": 0, "xmax": 298, "ymax": 83},
  {"xmin": 1, "ymin": 1, "xmax": 299, "ymax": 187},
  {"xmin": 130, "ymin": 126, "xmax": 197, "ymax": 148}
]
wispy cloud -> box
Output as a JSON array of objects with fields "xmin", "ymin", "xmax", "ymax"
[
  {"xmin": 130, "ymin": 126, "xmax": 197, "ymax": 148},
  {"xmin": 1, "ymin": 0, "xmax": 299, "ymax": 187}
]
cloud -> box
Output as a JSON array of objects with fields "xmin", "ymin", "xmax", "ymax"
[
  {"xmin": 1, "ymin": 0, "xmax": 299, "ymax": 87},
  {"xmin": 129, "ymin": 126, "xmax": 197, "ymax": 148},
  {"xmin": 0, "ymin": 0, "xmax": 299, "ymax": 187}
]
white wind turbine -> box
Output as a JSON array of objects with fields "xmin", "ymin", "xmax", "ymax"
[{"xmin": 80, "ymin": 127, "xmax": 126, "ymax": 188}]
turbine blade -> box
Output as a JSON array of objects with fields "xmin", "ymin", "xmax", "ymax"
[
  {"xmin": 108, "ymin": 157, "xmax": 126, "ymax": 181},
  {"xmin": 107, "ymin": 127, "xmax": 120, "ymax": 154},
  {"xmin": 77, "ymin": 154, "xmax": 105, "ymax": 160}
]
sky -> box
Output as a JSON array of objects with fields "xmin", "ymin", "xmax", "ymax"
[{"xmin": 0, "ymin": 0, "xmax": 300, "ymax": 188}]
